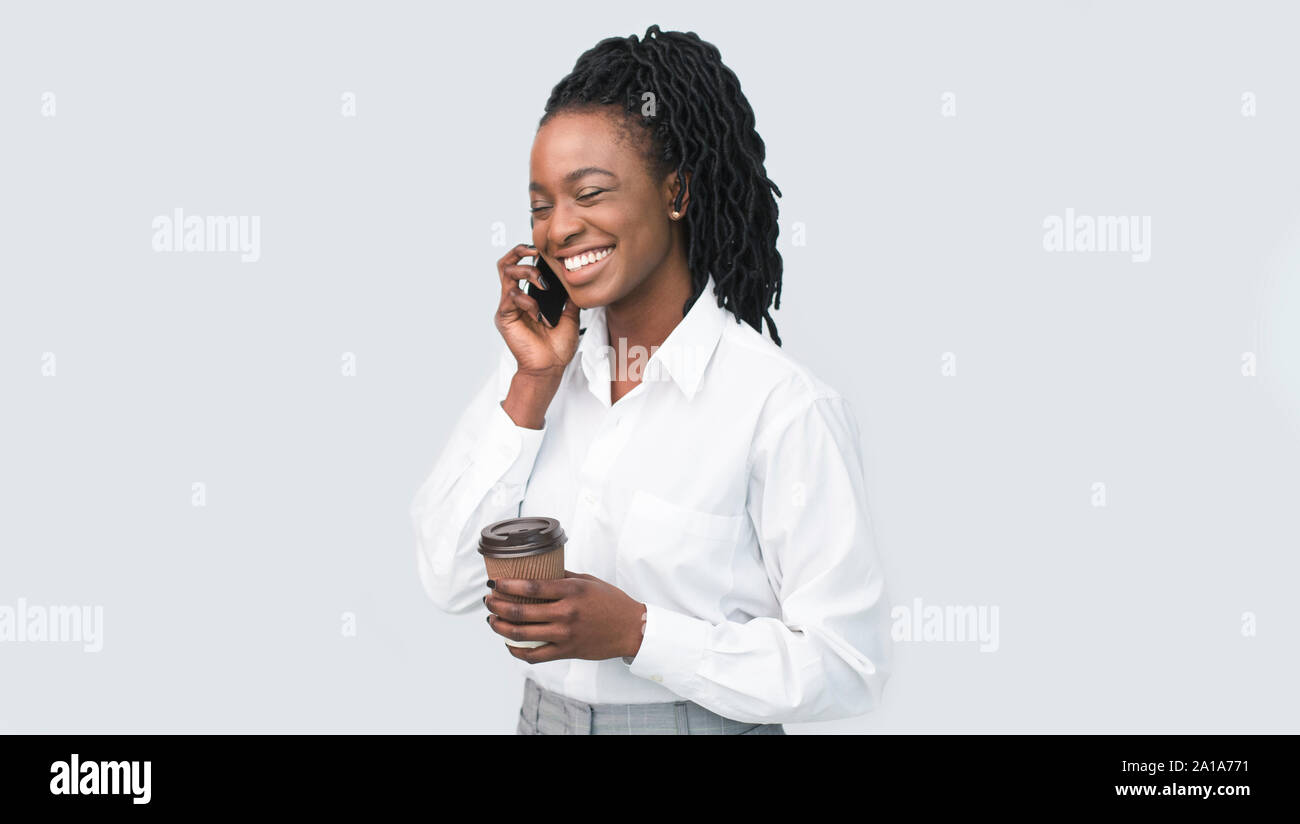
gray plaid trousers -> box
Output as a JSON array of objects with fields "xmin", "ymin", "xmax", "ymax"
[{"xmin": 516, "ymin": 677, "xmax": 787, "ymax": 735}]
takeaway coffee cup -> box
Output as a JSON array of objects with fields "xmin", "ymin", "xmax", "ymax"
[{"xmin": 478, "ymin": 517, "xmax": 567, "ymax": 649}]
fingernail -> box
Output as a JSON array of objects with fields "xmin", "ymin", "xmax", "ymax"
[
  {"xmin": 526, "ymin": 243, "xmax": 536, "ymax": 248},
  {"xmin": 487, "ymin": 580, "xmax": 496, "ymax": 589},
  {"xmin": 482, "ymin": 594, "xmax": 488, "ymax": 606},
  {"xmin": 485, "ymin": 614, "xmax": 492, "ymax": 623},
  {"xmin": 538, "ymin": 273, "xmax": 548, "ymax": 290}
]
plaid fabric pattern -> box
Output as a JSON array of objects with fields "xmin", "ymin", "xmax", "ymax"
[{"xmin": 515, "ymin": 677, "xmax": 787, "ymax": 735}]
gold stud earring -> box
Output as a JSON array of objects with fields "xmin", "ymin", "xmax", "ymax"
[{"xmin": 671, "ymin": 211, "xmax": 681, "ymax": 220}]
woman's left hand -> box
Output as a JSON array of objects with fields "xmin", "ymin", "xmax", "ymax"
[{"xmin": 485, "ymin": 570, "xmax": 645, "ymax": 664}]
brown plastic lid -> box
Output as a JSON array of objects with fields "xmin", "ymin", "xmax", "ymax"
[{"xmin": 478, "ymin": 517, "xmax": 566, "ymax": 558}]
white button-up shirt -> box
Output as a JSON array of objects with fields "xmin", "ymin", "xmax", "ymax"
[{"xmin": 411, "ymin": 274, "xmax": 892, "ymax": 724}]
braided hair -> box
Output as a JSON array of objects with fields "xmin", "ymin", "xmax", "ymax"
[{"xmin": 539, "ymin": 24, "xmax": 785, "ymax": 346}]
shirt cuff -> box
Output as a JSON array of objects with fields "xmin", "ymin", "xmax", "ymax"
[
  {"xmin": 626, "ymin": 603, "xmax": 710, "ymax": 690},
  {"xmin": 486, "ymin": 400, "xmax": 547, "ymax": 488}
]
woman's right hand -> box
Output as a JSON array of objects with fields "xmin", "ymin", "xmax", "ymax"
[{"xmin": 495, "ymin": 243, "xmax": 581, "ymax": 382}]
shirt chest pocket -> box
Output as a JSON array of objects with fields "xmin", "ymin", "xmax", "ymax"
[{"xmin": 615, "ymin": 489, "xmax": 745, "ymax": 621}]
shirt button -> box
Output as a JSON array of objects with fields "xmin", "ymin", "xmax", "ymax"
[
  {"xmin": 651, "ymin": 675, "xmax": 663, "ymax": 683},
  {"xmin": 580, "ymin": 489, "xmax": 596, "ymax": 506}
]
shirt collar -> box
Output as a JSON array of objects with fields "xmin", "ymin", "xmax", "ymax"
[{"xmin": 578, "ymin": 273, "xmax": 726, "ymax": 403}]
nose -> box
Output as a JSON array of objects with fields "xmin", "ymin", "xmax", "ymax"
[{"xmin": 546, "ymin": 200, "xmax": 585, "ymax": 254}]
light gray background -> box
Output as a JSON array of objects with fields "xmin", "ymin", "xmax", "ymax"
[{"xmin": 2, "ymin": 0, "xmax": 1297, "ymax": 733}]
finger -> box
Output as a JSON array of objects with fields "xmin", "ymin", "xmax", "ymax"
[
  {"xmin": 564, "ymin": 569, "xmax": 599, "ymax": 581},
  {"xmin": 496, "ymin": 243, "xmax": 540, "ymax": 296},
  {"xmin": 485, "ymin": 592, "xmax": 570, "ymax": 624},
  {"xmin": 503, "ymin": 262, "xmax": 546, "ymax": 293},
  {"xmin": 497, "ymin": 284, "xmax": 541, "ymax": 327},
  {"xmin": 509, "ymin": 289, "xmax": 543, "ymax": 326},
  {"xmin": 497, "ymin": 284, "xmax": 528, "ymax": 324},
  {"xmin": 492, "ymin": 577, "xmax": 577, "ymax": 602},
  {"xmin": 487, "ymin": 614, "xmax": 567, "ymax": 645},
  {"xmin": 507, "ymin": 639, "xmax": 568, "ymax": 665}
]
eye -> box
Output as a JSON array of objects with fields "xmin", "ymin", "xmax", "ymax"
[
  {"xmin": 578, "ymin": 190, "xmax": 605, "ymax": 201},
  {"xmin": 529, "ymin": 205, "xmax": 552, "ymax": 215}
]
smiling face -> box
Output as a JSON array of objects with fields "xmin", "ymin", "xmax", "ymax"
[{"xmin": 529, "ymin": 107, "xmax": 686, "ymax": 309}]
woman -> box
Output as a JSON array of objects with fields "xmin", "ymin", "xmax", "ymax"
[{"xmin": 411, "ymin": 25, "xmax": 892, "ymax": 734}]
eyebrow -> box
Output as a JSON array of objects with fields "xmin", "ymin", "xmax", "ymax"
[{"xmin": 529, "ymin": 166, "xmax": 617, "ymax": 193}]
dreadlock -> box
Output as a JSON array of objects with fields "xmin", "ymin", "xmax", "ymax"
[{"xmin": 539, "ymin": 24, "xmax": 785, "ymax": 346}]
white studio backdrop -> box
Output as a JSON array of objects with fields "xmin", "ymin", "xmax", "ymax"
[{"xmin": 1, "ymin": 0, "xmax": 1297, "ymax": 733}]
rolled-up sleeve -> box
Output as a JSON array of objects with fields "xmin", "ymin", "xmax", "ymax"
[
  {"xmin": 628, "ymin": 393, "xmax": 892, "ymax": 724},
  {"xmin": 411, "ymin": 344, "xmax": 548, "ymax": 614}
]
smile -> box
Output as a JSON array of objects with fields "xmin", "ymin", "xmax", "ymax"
[{"xmin": 562, "ymin": 246, "xmax": 613, "ymax": 272}]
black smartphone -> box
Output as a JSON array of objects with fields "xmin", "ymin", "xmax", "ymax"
[{"xmin": 525, "ymin": 251, "xmax": 569, "ymax": 327}]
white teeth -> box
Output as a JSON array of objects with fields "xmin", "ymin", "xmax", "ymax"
[{"xmin": 564, "ymin": 247, "xmax": 612, "ymax": 271}]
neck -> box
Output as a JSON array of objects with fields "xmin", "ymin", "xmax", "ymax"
[{"xmin": 604, "ymin": 256, "xmax": 693, "ymax": 358}]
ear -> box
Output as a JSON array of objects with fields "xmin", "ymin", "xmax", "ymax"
[{"xmin": 665, "ymin": 170, "xmax": 692, "ymax": 217}]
